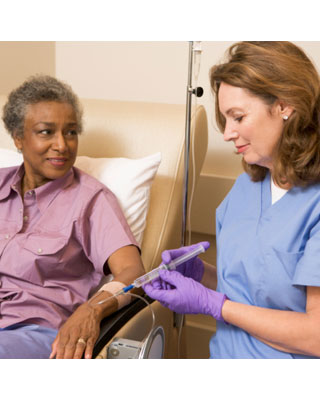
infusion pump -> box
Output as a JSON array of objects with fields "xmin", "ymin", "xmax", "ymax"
[{"xmin": 107, "ymin": 326, "xmax": 165, "ymax": 359}]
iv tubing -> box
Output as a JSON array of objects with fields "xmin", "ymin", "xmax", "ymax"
[{"xmin": 90, "ymin": 291, "xmax": 155, "ymax": 359}]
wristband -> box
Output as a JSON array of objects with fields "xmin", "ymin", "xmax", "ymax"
[{"xmin": 99, "ymin": 281, "xmax": 131, "ymax": 309}]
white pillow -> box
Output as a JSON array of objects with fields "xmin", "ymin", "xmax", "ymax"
[
  {"xmin": 0, "ymin": 148, "xmax": 161, "ymax": 245},
  {"xmin": 0, "ymin": 148, "xmax": 23, "ymax": 167},
  {"xmin": 75, "ymin": 153, "xmax": 161, "ymax": 245}
]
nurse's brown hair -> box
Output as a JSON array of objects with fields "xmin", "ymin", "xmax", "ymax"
[{"xmin": 210, "ymin": 41, "xmax": 320, "ymax": 187}]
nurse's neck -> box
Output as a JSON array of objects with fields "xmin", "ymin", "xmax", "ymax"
[
  {"xmin": 269, "ymin": 165, "xmax": 291, "ymax": 190},
  {"xmin": 271, "ymin": 175, "xmax": 291, "ymax": 190}
]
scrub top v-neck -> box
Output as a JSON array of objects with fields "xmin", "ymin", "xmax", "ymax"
[{"xmin": 210, "ymin": 172, "xmax": 320, "ymax": 358}]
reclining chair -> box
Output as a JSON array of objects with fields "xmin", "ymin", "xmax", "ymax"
[{"xmin": 0, "ymin": 96, "xmax": 208, "ymax": 358}]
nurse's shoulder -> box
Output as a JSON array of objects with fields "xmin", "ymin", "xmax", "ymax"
[
  {"xmin": 228, "ymin": 172, "xmax": 259, "ymax": 199},
  {"xmin": 216, "ymin": 172, "xmax": 256, "ymax": 225}
]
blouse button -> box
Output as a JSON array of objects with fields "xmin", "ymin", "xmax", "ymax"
[
  {"xmin": 37, "ymin": 248, "xmax": 43, "ymax": 254},
  {"xmin": 5, "ymin": 234, "xmax": 10, "ymax": 239}
]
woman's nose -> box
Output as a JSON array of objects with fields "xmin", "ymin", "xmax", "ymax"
[
  {"xmin": 223, "ymin": 123, "xmax": 240, "ymax": 142},
  {"xmin": 53, "ymin": 132, "xmax": 67, "ymax": 152}
]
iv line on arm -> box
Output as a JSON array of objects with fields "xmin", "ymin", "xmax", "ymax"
[
  {"xmin": 91, "ymin": 242, "xmax": 207, "ymax": 307},
  {"xmin": 107, "ymin": 242, "xmax": 207, "ymax": 300},
  {"xmin": 89, "ymin": 243, "xmax": 207, "ymax": 358}
]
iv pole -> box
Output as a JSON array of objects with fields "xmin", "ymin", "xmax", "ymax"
[
  {"xmin": 181, "ymin": 41, "xmax": 203, "ymax": 246},
  {"xmin": 175, "ymin": 42, "xmax": 204, "ymax": 353}
]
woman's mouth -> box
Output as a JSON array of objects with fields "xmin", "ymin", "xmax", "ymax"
[
  {"xmin": 236, "ymin": 144, "xmax": 249, "ymax": 154},
  {"xmin": 47, "ymin": 158, "xmax": 68, "ymax": 167}
]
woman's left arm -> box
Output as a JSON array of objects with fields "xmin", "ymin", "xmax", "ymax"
[
  {"xmin": 144, "ymin": 270, "xmax": 320, "ymax": 357},
  {"xmin": 222, "ymin": 285, "xmax": 320, "ymax": 357},
  {"xmin": 50, "ymin": 245, "xmax": 144, "ymax": 359}
]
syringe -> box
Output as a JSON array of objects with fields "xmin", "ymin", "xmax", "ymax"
[{"xmin": 114, "ymin": 243, "xmax": 207, "ymax": 297}]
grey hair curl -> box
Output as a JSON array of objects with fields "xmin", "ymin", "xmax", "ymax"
[{"xmin": 2, "ymin": 75, "xmax": 83, "ymax": 138}]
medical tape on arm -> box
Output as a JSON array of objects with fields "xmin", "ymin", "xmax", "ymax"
[{"xmin": 98, "ymin": 281, "xmax": 131, "ymax": 309}]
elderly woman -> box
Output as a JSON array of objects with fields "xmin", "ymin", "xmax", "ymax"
[
  {"xmin": 144, "ymin": 41, "xmax": 320, "ymax": 358},
  {"xmin": 0, "ymin": 75, "xmax": 145, "ymax": 359}
]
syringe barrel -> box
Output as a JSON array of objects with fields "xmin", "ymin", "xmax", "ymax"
[
  {"xmin": 133, "ymin": 243, "xmax": 205, "ymax": 288},
  {"xmin": 168, "ymin": 244, "xmax": 205, "ymax": 268},
  {"xmin": 133, "ymin": 264, "xmax": 167, "ymax": 288}
]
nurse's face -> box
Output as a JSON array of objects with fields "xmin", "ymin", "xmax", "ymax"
[
  {"xmin": 14, "ymin": 101, "xmax": 79, "ymax": 192},
  {"xmin": 218, "ymin": 82, "xmax": 290, "ymax": 169}
]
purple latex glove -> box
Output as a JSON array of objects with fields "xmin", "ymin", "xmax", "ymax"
[
  {"xmin": 143, "ymin": 269, "xmax": 227, "ymax": 321},
  {"xmin": 165, "ymin": 241, "xmax": 210, "ymax": 279},
  {"xmin": 151, "ymin": 241, "xmax": 210, "ymax": 291}
]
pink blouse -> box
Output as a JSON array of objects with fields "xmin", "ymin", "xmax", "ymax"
[{"xmin": 0, "ymin": 165, "xmax": 138, "ymax": 330}]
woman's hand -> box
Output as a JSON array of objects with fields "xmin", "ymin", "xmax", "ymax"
[
  {"xmin": 155, "ymin": 242, "xmax": 210, "ymax": 291},
  {"xmin": 49, "ymin": 245, "xmax": 144, "ymax": 359},
  {"xmin": 143, "ymin": 269, "xmax": 227, "ymax": 320},
  {"xmin": 49, "ymin": 301, "xmax": 105, "ymax": 359}
]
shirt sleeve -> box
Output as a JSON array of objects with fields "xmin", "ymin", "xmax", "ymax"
[
  {"xmin": 293, "ymin": 217, "xmax": 320, "ymax": 287},
  {"xmin": 80, "ymin": 188, "xmax": 140, "ymax": 275}
]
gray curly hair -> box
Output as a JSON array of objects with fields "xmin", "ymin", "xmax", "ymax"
[{"xmin": 2, "ymin": 75, "xmax": 83, "ymax": 138}]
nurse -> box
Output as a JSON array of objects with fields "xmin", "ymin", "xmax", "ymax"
[{"xmin": 144, "ymin": 41, "xmax": 320, "ymax": 358}]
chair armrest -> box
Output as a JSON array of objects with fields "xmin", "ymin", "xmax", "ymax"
[{"xmin": 92, "ymin": 296, "xmax": 153, "ymax": 358}]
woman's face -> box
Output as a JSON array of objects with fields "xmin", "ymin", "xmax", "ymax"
[
  {"xmin": 218, "ymin": 82, "xmax": 290, "ymax": 169},
  {"xmin": 14, "ymin": 101, "xmax": 79, "ymax": 190}
]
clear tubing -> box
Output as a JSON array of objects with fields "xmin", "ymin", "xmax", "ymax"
[
  {"xmin": 98, "ymin": 243, "xmax": 207, "ymax": 300},
  {"xmin": 94, "ymin": 292, "xmax": 156, "ymax": 359},
  {"xmin": 92, "ymin": 243, "xmax": 205, "ymax": 357}
]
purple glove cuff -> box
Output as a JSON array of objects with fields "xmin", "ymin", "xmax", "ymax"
[
  {"xmin": 205, "ymin": 291, "xmax": 228, "ymax": 322},
  {"xmin": 143, "ymin": 269, "xmax": 229, "ymax": 323}
]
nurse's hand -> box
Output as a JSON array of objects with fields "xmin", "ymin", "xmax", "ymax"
[
  {"xmin": 49, "ymin": 302, "xmax": 102, "ymax": 359},
  {"xmin": 160, "ymin": 241, "xmax": 210, "ymax": 284},
  {"xmin": 143, "ymin": 269, "xmax": 227, "ymax": 321}
]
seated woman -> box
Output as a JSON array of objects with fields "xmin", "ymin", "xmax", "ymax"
[{"xmin": 0, "ymin": 75, "xmax": 145, "ymax": 359}]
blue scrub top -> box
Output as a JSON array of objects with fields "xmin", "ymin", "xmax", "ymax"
[{"xmin": 210, "ymin": 172, "xmax": 320, "ymax": 359}]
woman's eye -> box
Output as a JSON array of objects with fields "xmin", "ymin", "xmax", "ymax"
[
  {"xmin": 39, "ymin": 130, "xmax": 51, "ymax": 135},
  {"xmin": 66, "ymin": 130, "xmax": 78, "ymax": 136},
  {"xmin": 235, "ymin": 116, "xmax": 243, "ymax": 122}
]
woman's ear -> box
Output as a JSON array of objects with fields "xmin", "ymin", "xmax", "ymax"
[
  {"xmin": 278, "ymin": 101, "xmax": 294, "ymax": 120},
  {"xmin": 13, "ymin": 132, "xmax": 23, "ymax": 152}
]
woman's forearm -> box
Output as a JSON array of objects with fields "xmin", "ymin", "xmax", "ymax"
[
  {"xmin": 201, "ymin": 261, "xmax": 217, "ymax": 290},
  {"xmin": 199, "ymin": 260, "xmax": 320, "ymax": 356},
  {"xmin": 221, "ymin": 299, "xmax": 320, "ymax": 356},
  {"xmin": 89, "ymin": 245, "xmax": 145, "ymax": 320},
  {"xmin": 87, "ymin": 289, "xmax": 119, "ymax": 321}
]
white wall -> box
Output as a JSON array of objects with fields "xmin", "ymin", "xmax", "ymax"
[
  {"xmin": 55, "ymin": 41, "xmax": 320, "ymax": 234},
  {"xmin": 56, "ymin": 42, "xmax": 189, "ymax": 104}
]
